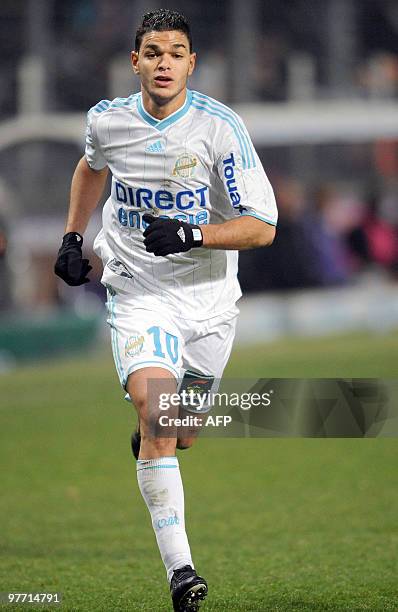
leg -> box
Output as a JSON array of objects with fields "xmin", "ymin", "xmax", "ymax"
[
  {"xmin": 127, "ymin": 366, "xmax": 177, "ymax": 459},
  {"xmin": 127, "ymin": 367, "xmax": 197, "ymax": 585},
  {"xmin": 106, "ymin": 293, "xmax": 208, "ymax": 608},
  {"xmin": 175, "ymin": 307, "xmax": 239, "ymax": 451},
  {"xmin": 176, "ymin": 403, "xmax": 205, "ymax": 450},
  {"xmin": 131, "ymin": 416, "xmax": 199, "ymax": 455},
  {"xmin": 129, "ymin": 376, "xmax": 202, "ymax": 455}
]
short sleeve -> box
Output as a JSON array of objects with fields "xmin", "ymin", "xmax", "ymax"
[
  {"xmin": 215, "ymin": 118, "xmax": 278, "ymax": 227},
  {"xmin": 85, "ymin": 108, "xmax": 107, "ymax": 171}
]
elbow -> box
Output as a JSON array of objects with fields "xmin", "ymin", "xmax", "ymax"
[{"xmin": 256, "ymin": 224, "xmax": 276, "ymax": 247}]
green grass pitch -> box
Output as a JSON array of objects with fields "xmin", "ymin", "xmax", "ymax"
[{"xmin": 1, "ymin": 331, "xmax": 398, "ymax": 611}]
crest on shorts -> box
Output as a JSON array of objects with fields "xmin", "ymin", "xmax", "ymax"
[
  {"xmin": 172, "ymin": 153, "xmax": 197, "ymax": 178},
  {"xmin": 179, "ymin": 370, "xmax": 215, "ymax": 410},
  {"xmin": 125, "ymin": 334, "xmax": 145, "ymax": 357},
  {"xmin": 186, "ymin": 380, "xmax": 208, "ymax": 396}
]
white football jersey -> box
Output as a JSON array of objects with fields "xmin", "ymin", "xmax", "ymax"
[{"xmin": 87, "ymin": 89, "xmax": 278, "ymax": 320}]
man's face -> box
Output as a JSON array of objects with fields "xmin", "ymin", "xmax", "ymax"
[{"xmin": 131, "ymin": 30, "xmax": 196, "ymax": 105}]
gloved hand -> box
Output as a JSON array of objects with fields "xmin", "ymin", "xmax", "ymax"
[
  {"xmin": 54, "ymin": 232, "xmax": 92, "ymax": 286},
  {"xmin": 143, "ymin": 214, "xmax": 203, "ymax": 256}
]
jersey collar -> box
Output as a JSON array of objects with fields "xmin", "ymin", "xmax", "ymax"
[{"xmin": 137, "ymin": 90, "xmax": 193, "ymax": 131}]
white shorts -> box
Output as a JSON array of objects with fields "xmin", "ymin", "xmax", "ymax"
[{"xmin": 105, "ymin": 286, "xmax": 239, "ymax": 391}]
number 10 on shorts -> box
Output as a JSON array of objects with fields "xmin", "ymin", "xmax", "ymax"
[{"xmin": 148, "ymin": 326, "xmax": 179, "ymax": 364}]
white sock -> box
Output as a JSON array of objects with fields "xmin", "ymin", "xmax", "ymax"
[{"xmin": 136, "ymin": 456, "xmax": 194, "ymax": 582}]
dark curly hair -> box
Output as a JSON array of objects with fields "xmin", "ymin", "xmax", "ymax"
[{"xmin": 135, "ymin": 9, "xmax": 192, "ymax": 52}]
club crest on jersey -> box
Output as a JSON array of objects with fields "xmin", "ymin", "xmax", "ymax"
[
  {"xmin": 125, "ymin": 334, "xmax": 145, "ymax": 357},
  {"xmin": 172, "ymin": 153, "xmax": 197, "ymax": 178}
]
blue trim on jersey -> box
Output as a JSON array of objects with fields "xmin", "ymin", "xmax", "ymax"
[
  {"xmin": 241, "ymin": 211, "xmax": 277, "ymax": 226},
  {"xmin": 137, "ymin": 96, "xmax": 159, "ymax": 126},
  {"xmin": 91, "ymin": 100, "xmax": 111, "ymax": 113},
  {"xmin": 191, "ymin": 99, "xmax": 249, "ymax": 169},
  {"xmin": 109, "ymin": 94, "xmax": 138, "ymax": 109},
  {"xmin": 90, "ymin": 95, "xmax": 138, "ymax": 115},
  {"xmin": 191, "ymin": 92, "xmax": 256, "ymax": 170},
  {"xmin": 136, "ymin": 91, "xmax": 193, "ymax": 131}
]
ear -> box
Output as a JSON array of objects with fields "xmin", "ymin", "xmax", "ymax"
[
  {"xmin": 188, "ymin": 52, "xmax": 196, "ymax": 77},
  {"xmin": 131, "ymin": 51, "xmax": 140, "ymax": 75}
]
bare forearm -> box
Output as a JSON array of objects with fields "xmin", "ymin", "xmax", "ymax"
[
  {"xmin": 64, "ymin": 157, "xmax": 108, "ymax": 235},
  {"xmin": 201, "ymin": 216, "xmax": 276, "ymax": 250}
]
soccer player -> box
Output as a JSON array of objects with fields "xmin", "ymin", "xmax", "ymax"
[{"xmin": 55, "ymin": 9, "xmax": 277, "ymax": 611}]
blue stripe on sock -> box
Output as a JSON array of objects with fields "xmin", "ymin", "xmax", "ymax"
[
  {"xmin": 137, "ymin": 465, "xmax": 178, "ymax": 471},
  {"xmin": 137, "ymin": 457, "xmax": 177, "ymax": 463}
]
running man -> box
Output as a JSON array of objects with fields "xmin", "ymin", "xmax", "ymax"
[{"xmin": 55, "ymin": 9, "xmax": 277, "ymax": 611}]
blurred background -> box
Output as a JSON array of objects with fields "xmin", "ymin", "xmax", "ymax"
[{"xmin": 0, "ymin": 0, "xmax": 398, "ymax": 367}]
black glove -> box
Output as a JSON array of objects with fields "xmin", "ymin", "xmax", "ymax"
[
  {"xmin": 143, "ymin": 214, "xmax": 203, "ymax": 257},
  {"xmin": 54, "ymin": 232, "xmax": 92, "ymax": 286}
]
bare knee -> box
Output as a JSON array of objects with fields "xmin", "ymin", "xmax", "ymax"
[{"xmin": 126, "ymin": 366, "xmax": 178, "ymax": 432}]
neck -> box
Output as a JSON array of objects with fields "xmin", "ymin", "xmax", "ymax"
[{"xmin": 141, "ymin": 88, "xmax": 187, "ymax": 120}]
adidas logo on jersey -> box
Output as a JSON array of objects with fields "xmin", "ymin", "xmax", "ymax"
[
  {"xmin": 177, "ymin": 227, "xmax": 186, "ymax": 243},
  {"xmin": 145, "ymin": 140, "xmax": 164, "ymax": 153}
]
